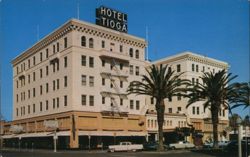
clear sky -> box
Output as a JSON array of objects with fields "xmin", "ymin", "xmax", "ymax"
[{"xmin": 0, "ymin": 0, "xmax": 249, "ymax": 121}]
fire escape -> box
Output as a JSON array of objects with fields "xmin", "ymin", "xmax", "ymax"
[{"xmin": 99, "ymin": 50, "xmax": 129, "ymax": 116}]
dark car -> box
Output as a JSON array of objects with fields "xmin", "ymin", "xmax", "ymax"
[
  {"xmin": 224, "ymin": 140, "xmax": 250, "ymax": 156},
  {"xmin": 143, "ymin": 142, "xmax": 168, "ymax": 151}
]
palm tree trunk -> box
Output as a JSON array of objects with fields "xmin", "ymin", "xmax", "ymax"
[
  {"xmin": 211, "ymin": 105, "xmax": 219, "ymax": 148},
  {"xmin": 156, "ymin": 99, "xmax": 165, "ymax": 151}
]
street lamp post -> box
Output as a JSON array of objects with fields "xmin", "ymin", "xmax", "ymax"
[
  {"xmin": 237, "ymin": 117, "xmax": 242, "ymax": 157},
  {"xmin": 53, "ymin": 130, "xmax": 57, "ymax": 153}
]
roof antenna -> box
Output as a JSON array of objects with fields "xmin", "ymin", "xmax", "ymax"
[
  {"xmin": 77, "ymin": 1, "xmax": 80, "ymax": 20},
  {"xmin": 146, "ymin": 26, "xmax": 149, "ymax": 61}
]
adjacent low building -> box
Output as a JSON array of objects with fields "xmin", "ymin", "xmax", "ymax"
[{"xmin": 146, "ymin": 52, "xmax": 229, "ymax": 145}]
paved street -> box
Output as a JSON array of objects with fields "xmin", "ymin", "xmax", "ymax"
[{"xmin": 0, "ymin": 149, "xmax": 236, "ymax": 157}]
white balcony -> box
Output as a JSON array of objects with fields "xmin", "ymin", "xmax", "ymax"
[
  {"xmin": 98, "ymin": 49, "xmax": 130, "ymax": 62},
  {"xmin": 100, "ymin": 105, "xmax": 128, "ymax": 113}
]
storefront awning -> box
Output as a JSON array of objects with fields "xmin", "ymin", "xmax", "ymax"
[
  {"xmin": 78, "ymin": 131, "xmax": 146, "ymax": 137},
  {"xmin": 2, "ymin": 131, "xmax": 70, "ymax": 139}
]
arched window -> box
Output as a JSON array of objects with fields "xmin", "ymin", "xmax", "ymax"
[
  {"xmin": 129, "ymin": 48, "xmax": 133, "ymax": 57},
  {"xmin": 135, "ymin": 50, "xmax": 139, "ymax": 59},
  {"xmin": 81, "ymin": 36, "xmax": 86, "ymax": 47},
  {"xmin": 89, "ymin": 38, "xmax": 94, "ymax": 48}
]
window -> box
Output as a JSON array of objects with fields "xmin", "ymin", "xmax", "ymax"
[
  {"xmin": 89, "ymin": 76, "xmax": 94, "ymax": 87},
  {"xmin": 57, "ymin": 97, "xmax": 59, "ymax": 108},
  {"xmin": 27, "ymin": 75, "xmax": 30, "ymax": 84},
  {"xmin": 192, "ymin": 106, "xmax": 195, "ymax": 114},
  {"xmin": 28, "ymin": 90, "xmax": 30, "ymax": 99},
  {"xmin": 64, "ymin": 56, "xmax": 67, "ymax": 67},
  {"xmin": 110, "ymin": 81, "xmax": 113, "ymax": 88},
  {"xmin": 33, "ymin": 88, "xmax": 36, "ymax": 97},
  {"xmin": 129, "ymin": 65, "xmax": 133, "ymax": 75},
  {"xmin": 202, "ymin": 66, "xmax": 205, "ymax": 72},
  {"xmin": 53, "ymin": 80, "xmax": 56, "ymax": 91},
  {"xmin": 101, "ymin": 40, "xmax": 105, "ymax": 48},
  {"xmin": 196, "ymin": 65, "xmax": 199, "ymax": 72},
  {"xmin": 16, "ymin": 94, "xmax": 18, "ymax": 102},
  {"xmin": 89, "ymin": 57, "xmax": 94, "ymax": 67},
  {"xmin": 110, "ymin": 43, "xmax": 114, "ymax": 51},
  {"xmin": 64, "ymin": 76, "xmax": 67, "ymax": 87},
  {"xmin": 136, "ymin": 101, "xmax": 140, "ymax": 110},
  {"xmin": 40, "ymin": 69, "xmax": 43, "ymax": 78},
  {"xmin": 28, "ymin": 59, "xmax": 30, "ymax": 68},
  {"xmin": 120, "ymin": 63, "xmax": 123, "ymax": 70},
  {"xmin": 196, "ymin": 78, "xmax": 199, "ymax": 85},
  {"xmin": 53, "ymin": 98, "xmax": 55, "ymax": 109},
  {"xmin": 57, "ymin": 42, "xmax": 59, "ymax": 52},
  {"xmin": 129, "ymin": 48, "xmax": 133, "ymax": 57},
  {"xmin": 40, "ymin": 102, "xmax": 43, "ymax": 112},
  {"xmin": 81, "ymin": 36, "xmax": 86, "ymax": 47},
  {"xmin": 53, "ymin": 45, "xmax": 56, "ymax": 53},
  {"xmin": 57, "ymin": 79, "xmax": 59, "ymax": 90},
  {"xmin": 120, "ymin": 45, "xmax": 123, "ymax": 52},
  {"xmin": 168, "ymin": 108, "xmax": 172, "ymax": 113},
  {"xmin": 82, "ymin": 95, "xmax": 86, "ymax": 105},
  {"xmin": 111, "ymin": 98, "xmax": 114, "ymax": 107},
  {"xmin": 81, "ymin": 55, "xmax": 86, "ymax": 66},
  {"xmin": 33, "ymin": 56, "xmax": 36, "ymax": 65},
  {"xmin": 89, "ymin": 38, "xmax": 94, "ymax": 48},
  {"xmin": 28, "ymin": 105, "xmax": 30, "ymax": 114},
  {"xmin": 135, "ymin": 66, "xmax": 139, "ymax": 75},
  {"xmin": 177, "ymin": 93, "xmax": 181, "ymax": 101},
  {"xmin": 150, "ymin": 97, "xmax": 154, "ymax": 104},
  {"xmin": 177, "ymin": 64, "xmax": 181, "ymax": 72},
  {"xmin": 192, "ymin": 64, "xmax": 195, "ymax": 71},
  {"xmin": 168, "ymin": 96, "xmax": 172, "ymax": 102},
  {"xmin": 46, "ymin": 66, "xmax": 49, "ymax": 76},
  {"xmin": 40, "ymin": 85, "xmax": 43, "ymax": 95},
  {"xmin": 197, "ymin": 107, "xmax": 200, "ymax": 115},
  {"xmin": 135, "ymin": 50, "xmax": 139, "ymax": 59},
  {"xmin": 89, "ymin": 95, "xmax": 94, "ymax": 106},
  {"xmin": 102, "ymin": 60, "xmax": 105, "ymax": 67},
  {"xmin": 192, "ymin": 78, "xmax": 195, "ymax": 85},
  {"xmin": 46, "ymin": 48, "xmax": 49, "ymax": 58},
  {"xmin": 223, "ymin": 109, "xmax": 225, "ymax": 117},
  {"xmin": 64, "ymin": 37, "xmax": 67, "ymax": 48},
  {"xmin": 40, "ymin": 52, "xmax": 43, "ymax": 62},
  {"xmin": 130, "ymin": 100, "xmax": 134, "ymax": 109},
  {"xmin": 33, "ymin": 104, "xmax": 35, "ymax": 113},
  {"xmin": 16, "ymin": 80, "xmax": 18, "ymax": 89},
  {"xmin": 102, "ymin": 97, "xmax": 105, "ymax": 104},
  {"xmin": 46, "ymin": 100, "xmax": 49, "ymax": 110},
  {"xmin": 81, "ymin": 75, "xmax": 86, "ymax": 86},
  {"xmin": 177, "ymin": 107, "xmax": 182, "ymax": 112},
  {"xmin": 102, "ymin": 78, "xmax": 105, "ymax": 86},
  {"xmin": 120, "ymin": 99, "xmax": 123, "ymax": 106},
  {"xmin": 120, "ymin": 81, "xmax": 123, "ymax": 88},
  {"xmin": 64, "ymin": 95, "xmax": 67, "ymax": 106},
  {"xmin": 33, "ymin": 72, "xmax": 36, "ymax": 81},
  {"xmin": 46, "ymin": 83, "xmax": 49, "ymax": 93}
]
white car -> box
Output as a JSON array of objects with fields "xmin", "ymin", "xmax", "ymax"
[
  {"xmin": 169, "ymin": 141, "xmax": 195, "ymax": 149},
  {"xmin": 108, "ymin": 142, "xmax": 143, "ymax": 152},
  {"xmin": 203, "ymin": 140, "xmax": 229, "ymax": 148}
]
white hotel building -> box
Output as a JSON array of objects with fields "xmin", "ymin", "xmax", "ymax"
[{"xmin": 3, "ymin": 11, "xmax": 229, "ymax": 149}]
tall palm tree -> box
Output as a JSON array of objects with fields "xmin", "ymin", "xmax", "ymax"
[
  {"xmin": 186, "ymin": 70, "xmax": 239, "ymax": 148},
  {"xmin": 127, "ymin": 64, "xmax": 189, "ymax": 151}
]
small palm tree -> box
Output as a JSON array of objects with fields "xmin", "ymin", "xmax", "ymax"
[
  {"xmin": 186, "ymin": 70, "xmax": 239, "ymax": 148},
  {"xmin": 231, "ymin": 82, "xmax": 250, "ymax": 109},
  {"xmin": 127, "ymin": 64, "xmax": 189, "ymax": 151}
]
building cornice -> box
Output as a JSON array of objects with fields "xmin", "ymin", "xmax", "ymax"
[
  {"xmin": 12, "ymin": 19, "xmax": 147, "ymax": 66},
  {"xmin": 151, "ymin": 51, "xmax": 229, "ymax": 69}
]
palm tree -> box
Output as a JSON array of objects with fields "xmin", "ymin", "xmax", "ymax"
[
  {"xmin": 127, "ymin": 64, "xmax": 189, "ymax": 151},
  {"xmin": 186, "ymin": 70, "xmax": 239, "ymax": 148},
  {"xmin": 231, "ymin": 82, "xmax": 250, "ymax": 109}
]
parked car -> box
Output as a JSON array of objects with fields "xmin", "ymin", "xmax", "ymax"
[
  {"xmin": 108, "ymin": 142, "xmax": 143, "ymax": 152},
  {"xmin": 203, "ymin": 140, "xmax": 229, "ymax": 148},
  {"xmin": 143, "ymin": 142, "xmax": 168, "ymax": 150},
  {"xmin": 169, "ymin": 141, "xmax": 195, "ymax": 149}
]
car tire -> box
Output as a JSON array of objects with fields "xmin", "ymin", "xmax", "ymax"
[{"xmin": 171, "ymin": 146, "xmax": 175, "ymax": 150}]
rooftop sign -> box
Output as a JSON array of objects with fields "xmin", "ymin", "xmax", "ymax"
[{"xmin": 96, "ymin": 6, "xmax": 128, "ymax": 33}]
